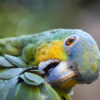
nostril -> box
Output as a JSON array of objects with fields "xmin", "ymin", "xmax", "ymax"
[
  {"xmin": 69, "ymin": 66, "xmax": 73, "ymax": 69},
  {"xmin": 68, "ymin": 65, "xmax": 75, "ymax": 70},
  {"xmin": 67, "ymin": 60, "xmax": 77, "ymax": 70}
]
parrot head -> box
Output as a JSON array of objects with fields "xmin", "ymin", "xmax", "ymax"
[{"xmin": 38, "ymin": 29, "xmax": 100, "ymax": 90}]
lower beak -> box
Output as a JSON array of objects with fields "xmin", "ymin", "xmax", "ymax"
[{"xmin": 46, "ymin": 61, "xmax": 77, "ymax": 86}]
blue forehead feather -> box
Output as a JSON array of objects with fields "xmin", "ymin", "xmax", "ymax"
[{"xmin": 67, "ymin": 30, "xmax": 99, "ymax": 82}]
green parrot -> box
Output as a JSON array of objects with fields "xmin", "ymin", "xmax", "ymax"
[{"xmin": 0, "ymin": 29, "xmax": 99, "ymax": 100}]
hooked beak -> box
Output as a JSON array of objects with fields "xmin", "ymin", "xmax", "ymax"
[{"xmin": 39, "ymin": 60, "xmax": 80, "ymax": 86}]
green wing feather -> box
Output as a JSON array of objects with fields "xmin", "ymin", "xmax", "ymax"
[
  {"xmin": 0, "ymin": 29, "xmax": 72, "ymax": 100},
  {"xmin": 0, "ymin": 55, "xmax": 71, "ymax": 100}
]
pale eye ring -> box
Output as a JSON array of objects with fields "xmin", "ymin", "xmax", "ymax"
[
  {"xmin": 63, "ymin": 35, "xmax": 79, "ymax": 54},
  {"xmin": 66, "ymin": 36, "xmax": 76, "ymax": 46}
]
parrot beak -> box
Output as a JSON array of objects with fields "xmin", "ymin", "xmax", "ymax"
[{"xmin": 39, "ymin": 60, "xmax": 80, "ymax": 86}]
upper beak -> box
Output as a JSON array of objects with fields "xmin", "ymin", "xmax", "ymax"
[{"xmin": 46, "ymin": 60, "xmax": 78, "ymax": 86}]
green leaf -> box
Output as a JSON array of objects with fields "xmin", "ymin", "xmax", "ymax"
[
  {"xmin": 0, "ymin": 68, "xmax": 7, "ymax": 79},
  {"xmin": 30, "ymin": 69, "xmax": 45, "ymax": 74},
  {"xmin": 25, "ymin": 72, "xmax": 44, "ymax": 84},
  {"xmin": 54, "ymin": 88, "xmax": 71, "ymax": 100},
  {"xmin": 0, "ymin": 76, "xmax": 18, "ymax": 95},
  {"xmin": 6, "ymin": 82, "xmax": 40, "ymax": 100},
  {"xmin": 43, "ymin": 84, "xmax": 60, "ymax": 100},
  {"xmin": 0, "ymin": 79, "xmax": 3, "ymax": 83},
  {"xmin": 0, "ymin": 92, "xmax": 8, "ymax": 100},
  {"xmin": 39, "ymin": 85, "xmax": 53, "ymax": 100},
  {"xmin": 0, "ymin": 57, "xmax": 15, "ymax": 67},
  {"xmin": 0, "ymin": 82, "xmax": 5, "ymax": 92},
  {"xmin": 5, "ymin": 82, "xmax": 20, "ymax": 100},
  {"xmin": 5, "ymin": 54, "xmax": 27, "ymax": 68},
  {"xmin": 0, "ymin": 68, "xmax": 23, "ymax": 79},
  {"xmin": 20, "ymin": 74, "xmax": 40, "ymax": 85}
]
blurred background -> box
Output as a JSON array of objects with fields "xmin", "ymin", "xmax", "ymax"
[{"xmin": 0, "ymin": 0, "xmax": 100, "ymax": 100}]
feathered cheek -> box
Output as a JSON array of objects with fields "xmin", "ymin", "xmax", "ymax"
[
  {"xmin": 35, "ymin": 40, "xmax": 67, "ymax": 65},
  {"xmin": 82, "ymin": 45, "xmax": 98, "ymax": 73}
]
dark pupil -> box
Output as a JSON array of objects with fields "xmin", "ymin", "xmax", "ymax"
[{"xmin": 69, "ymin": 38, "xmax": 74, "ymax": 43}]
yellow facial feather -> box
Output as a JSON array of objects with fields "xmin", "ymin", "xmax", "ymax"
[
  {"xmin": 58, "ymin": 80, "xmax": 77, "ymax": 89},
  {"xmin": 35, "ymin": 40, "xmax": 67, "ymax": 65}
]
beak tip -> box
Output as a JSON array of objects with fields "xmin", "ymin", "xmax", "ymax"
[{"xmin": 46, "ymin": 69, "xmax": 76, "ymax": 86}]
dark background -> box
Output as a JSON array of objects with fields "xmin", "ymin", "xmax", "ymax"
[{"xmin": 0, "ymin": 0, "xmax": 100, "ymax": 100}]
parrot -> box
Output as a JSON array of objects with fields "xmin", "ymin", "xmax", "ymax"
[{"xmin": 0, "ymin": 29, "xmax": 99, "ymax": 100}]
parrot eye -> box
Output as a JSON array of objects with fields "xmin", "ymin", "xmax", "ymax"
[
  {"xmin": 66, "ymin": 37, "xmax": 76, "ymax": 45},
  {"xmin": 63, "ymin": 35, "xmax": 79, "ymax": 54}
]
